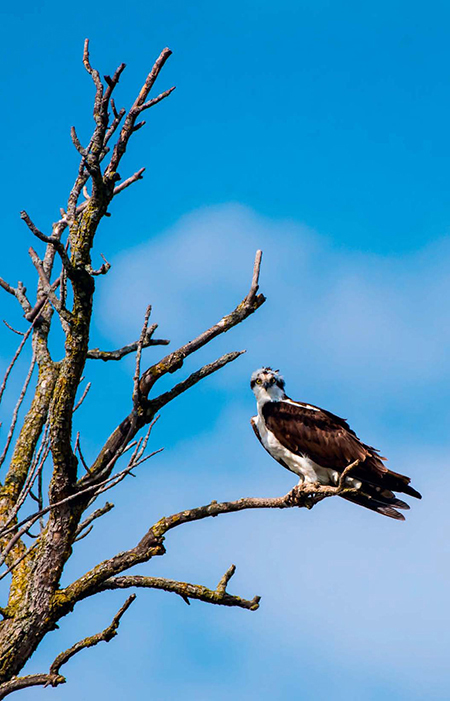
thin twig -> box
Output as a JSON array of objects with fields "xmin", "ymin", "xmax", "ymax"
[
  {"xmin": 0, "ymin": 326, "xmax": 33, "ymax": 405},
  {"xmin": 75, "ymin": 502, "xmax": 114, "ymax": 538},
  {"xmin": 0, "ymin": 355, "xmax": 36, "ymax": 470},
  {"xmin": 74, "ymin": 433, "xmax": 91, "ymax": 473},
  {"xmin": 133, "ymin": 306, "xmax": 152, "ymax": 406},
  {"xmin": 0, "ymin": 277, "xmax": 32, "ymax": 315},
  {"xmin": 94, "ymin": 449, "xmax": 163, "ymax": 495},
  {"xmin": 73, "ymin": 382, "xmax": 91, "ymax": 412},
  {"xmin": 112, "ymin": 168, "xmax": 145, "ymax": 196},
  {"xmin": 245, "ymin": 249, "xmax": 263, "ymax": 304},
  {"xmin": 86, "ymin": 254, "xmax": 111, "ymax": 276},
  {"xmin": 0, "ymin": 427, "xmax": 50, "ymax": 535},
  {"xmin": 2, "ymin": 321, "xmax": 24, "ymax": 336},
  {"xmin": 73, "ymin": 525, "xmax": 93, "ymax": 543},
  {"xmin": 140, "ymin": 86, "xmax": 176, "ymax": 111},
  {"xmin": 136, "ymin": 416, "xmax": 159, "ymax": 461}
]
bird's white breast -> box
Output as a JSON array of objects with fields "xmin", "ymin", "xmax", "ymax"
[{"xmin": 252, "ymin": 410, "xmax": 339, "ymax": 485}]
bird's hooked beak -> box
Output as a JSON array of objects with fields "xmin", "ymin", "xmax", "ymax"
[{"xmin": 260, "ymin": 377, "xmax": 276, "ymax": 390}]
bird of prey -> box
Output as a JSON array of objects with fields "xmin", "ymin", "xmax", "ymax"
[{"xmin": 250, "ymin": 367, "xmax": 421, "ymax": 520}]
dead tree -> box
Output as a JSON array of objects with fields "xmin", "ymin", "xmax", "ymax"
[{"xmin": 0, "ymin": 42, "xmax": 351, "ymax": 697}]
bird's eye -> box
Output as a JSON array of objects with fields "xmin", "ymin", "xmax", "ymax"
[{"xmin": 256, "ymin": 378, "xmax": 262, "ymax": 384}]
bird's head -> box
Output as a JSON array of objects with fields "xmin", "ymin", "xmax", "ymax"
[{"xmin": 250, "ymin": 367, "xmax": 286, "ymax": 402}]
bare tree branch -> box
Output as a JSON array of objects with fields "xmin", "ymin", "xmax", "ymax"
[
  {"xmin": 28, "ymin": 248, "xmax": 72, "ymax": 325},
  {"xmin": 2, "ymin": 321, "xmax": 25, "ymax": 336},
  {"xmin": 74, "ymin": 433, "xmax": 91, "ymax": 473},
  {"xmin": 24, "ymin": 276, "xmax": 61, "ymax": 323},
  {"xmin": 106, "ymin": 48, "xmax": 175, "ymax": 177},
  {"xmin": 0, "ymin": 596, "xmax": 135, "ymax": 699},
  {"xmin": 86, "ymin": 325, "xmax": 169, "ymax": 361},
  {"xmin": 0, "ymin": 356, "xmax": 36, "ymax": 470},
  {"xmin": 86, "ymin": 253, "xmax": 111, "ymax": 276},
  {"xmin": 0, "ymin": 672, "xmax": 66, "ymax": 699},
  {"xmin": 20, "ymin": 212, "xmax": 73, "ymax": 274},
  {"xmin": 50, "ymin": 595, "xmax": 135, "ymax": 675},
  {"xmin": 139, "ymin": 249, "xmax": 265, "ymax": 397},
  {"xmin": 0, "ymin": 278, "xmax": 32, "ymax": 315},
  {"xmin": 112, "ymin": 167, "xmax": 145, "ymax": 196},
  {"xmin": 133, "ymin": 305, "xmax": 152, "ymax": 407},
  {"xmin": 149, "ymin": 350, "xmax": 245, "ymax": 414},
  {"xmin": 75, "ymin": 502, "xmax": 114, "ymax": 538},
  {"xmin": 97, "ymin": 565, "xmax": 260, "ymax": 611},
  {"xmin": 73, "ymin": 382, "xmax": 91, "ymax": 413},
  {"xmin": 0, "ymin": 326, "xmax": 33, "ymax": 406}
]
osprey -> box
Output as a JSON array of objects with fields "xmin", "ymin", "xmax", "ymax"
[{"xmin": 250, "ymin": 367, "xmax": 421, "ymax": 520}]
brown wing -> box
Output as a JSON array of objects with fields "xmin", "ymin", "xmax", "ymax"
[
  {"xmin": 262, "ymin": 400, "xmax": 421, "ymax": 501},
  {"xmin": 262, "ymin": 400, "xmax": 369, "ymax": 469}
]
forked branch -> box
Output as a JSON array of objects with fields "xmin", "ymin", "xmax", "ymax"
[
  {"xmin": 97, "ymin": 564, "xmax": 260, "ymax": 610},
  {"xmin": 0, "ymin": 596, "xmax": 135, "ymax": 699}
]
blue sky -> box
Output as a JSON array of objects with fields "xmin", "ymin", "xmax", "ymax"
[{"xmin": 1, "ymin": 1, "xmax": 450, "ymax": 699}]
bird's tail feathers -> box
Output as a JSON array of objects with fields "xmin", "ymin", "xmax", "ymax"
[
  {"xmin": 353, "ymin": 459, "xmax": 422, "ymax": 500},
  {"xmin": 340, "ymin": 491, "xmax": 406, "ymax": 520}
]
